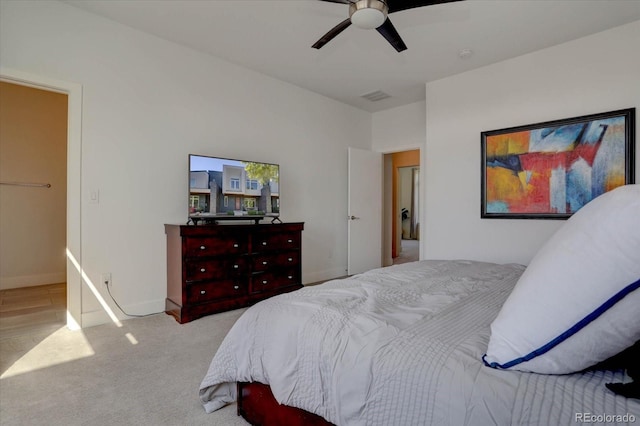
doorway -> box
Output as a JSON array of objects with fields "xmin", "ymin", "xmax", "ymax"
[
  {"xmin": 383, "ymin": 149, "xmax": 420, "ymax": 266},
  {"xmin": 1, "ymin": 69, "xmax": 82, "ymax": 330},
  {"xmin": 396, "ymin": 166, "xmax": 419, "ymax": 265},
  {"xmin": 0, "ymin": 82, "xmax": 68, "ymax": 337},
  {"xmin": 398, "ymin": 166, "xmax": 419, "ymax": 241}
]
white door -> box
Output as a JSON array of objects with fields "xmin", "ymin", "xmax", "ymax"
[{"xmin": 348, "ymin": 147, "xmax": 382, "ymax": 275}]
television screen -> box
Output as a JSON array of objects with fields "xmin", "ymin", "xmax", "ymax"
[{"xmin": 188, "ymin": 154, "xmax": 280, "ymax": 222}]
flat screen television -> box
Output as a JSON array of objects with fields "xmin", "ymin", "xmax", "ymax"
[{"xmin": 188, "ymin": 154, "xmax": 280, "ymax": 223}]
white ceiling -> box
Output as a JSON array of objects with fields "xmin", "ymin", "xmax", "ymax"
[{"xmin": 64, "ymin": 0, "xmax": 640, "ymax": 113}]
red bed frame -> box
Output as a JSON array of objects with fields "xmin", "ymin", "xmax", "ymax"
[{"xmin": 237, "ymin": 382, "xmax": 334, "ymax": 426}]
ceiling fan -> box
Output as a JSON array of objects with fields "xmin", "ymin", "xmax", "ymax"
[{"xmin": 312, "ymin": 0, "xmax": 463, "ymax": 52}]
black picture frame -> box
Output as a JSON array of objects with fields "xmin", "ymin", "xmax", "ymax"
[{"xmin": 481, "ymin": 108, "xmax": 635, "ymax": 219}]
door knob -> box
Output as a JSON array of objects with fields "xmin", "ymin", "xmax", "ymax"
[{"xmin": 349, "ymin": 215, "xmax": 360, "ymax": 220}]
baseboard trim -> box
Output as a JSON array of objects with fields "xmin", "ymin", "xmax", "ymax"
[
  {"xmin": 0, "ymin": 272, "xmax": 66, "ymax": 290},
  {"xmin": 303, "ymin": 267, "xmax": 347, "ymax": 286},
  {"xmin": 81, "ymin": 298, "xmax": 166, "ymax": 328}
]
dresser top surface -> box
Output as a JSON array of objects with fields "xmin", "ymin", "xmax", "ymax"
[{"xmin": 165, "ymin": 222, "xmax": 304, "ymax": 236}]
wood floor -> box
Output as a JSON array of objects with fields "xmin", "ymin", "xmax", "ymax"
[
  {"xmin": 0, "ymin": 283, "xmax": 67, "ymax": 338},
  {"xmin": 0, "ymin": 283, "xmax": 67, "ymax": 375}
]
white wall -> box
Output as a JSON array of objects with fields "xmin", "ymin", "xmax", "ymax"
[
  {"xmin": 423, "ymin": 21, "xmax": 640, "ymax": 265},
  {"xmin": 0, "ymin": 1, "xmax": 371, "ymax": 324},
  {"xmin": 372, "ymin": 101, "xmax": 426, "ymax": 152},
  {"xmin": 373, "ymin": 21, "xmax": 640, "ymax": 265}
]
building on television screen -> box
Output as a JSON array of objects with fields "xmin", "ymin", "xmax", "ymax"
[{"xmin": 189, "ymin": 161, "xmax": 279, "ymax": 216}]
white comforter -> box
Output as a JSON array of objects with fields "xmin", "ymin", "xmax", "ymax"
[{"xmin": 200, "ymin": 260, "xmax": 640, "ymax": 425}]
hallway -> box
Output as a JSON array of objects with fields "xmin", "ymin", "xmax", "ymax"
[{"xmin": 393, "ymin": 239, "xmax": 419, "ymax": 265}]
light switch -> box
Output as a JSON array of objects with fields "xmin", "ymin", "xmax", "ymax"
[{"xmin": 90, "ymin": 189, "xmax": 100, "ymax": 204}]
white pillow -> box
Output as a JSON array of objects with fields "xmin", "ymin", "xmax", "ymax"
[{"xmin": 483, "ymin": 184, "xmax": 640, "ymax": 374}]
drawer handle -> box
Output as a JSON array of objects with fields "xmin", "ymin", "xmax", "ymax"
[
  {"xmin": 288, "ymin": 258, "xmax": 293, "ymax": 262},
  {"xmin": 200, "ymin": 245, "xmax": 206, "ymax": 250},
  {"xmin": 262, "ymin": 241, "xmax": 267, "ymax": 246},
  {"xmin": 262, "ymin": 280, "xmax": 268, "ymax": 285},
  {"xmin": 262, "ymin": 261, "xmax": 268, "ymax": 265},
  {"xmin": 288, "ymin": 239, "xmax": 293, "ymax": 243},
  {"xmin": 234, "ymin": 285, "xmax": 239, "ymax": 290},
  {"xmin": 200, "ymin": 290, "xmax": 206, "ymax": 295},
  {"xmin": 200, "ymin": 268, "xmax": 206, "ymax": 272},
  {"xmin": 288, "ymin": 275, "xmax": 293, "ymax": 279},
  {"xmin": 233, "ymin": 264, "xmax": 239, "ymax": 269},
  {"xmin": 233, "ymin": 243, "xmax": 239, "ymax": 248}
]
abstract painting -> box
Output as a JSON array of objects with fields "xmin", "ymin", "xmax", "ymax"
[{"xmin": 481, "ymin": 108, "xmax": 635, "ymax": 219}]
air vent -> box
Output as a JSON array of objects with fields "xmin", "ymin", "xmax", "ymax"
[{"xmin": 360, "ymin": 90, "xmax": 391, "ymax": 102}]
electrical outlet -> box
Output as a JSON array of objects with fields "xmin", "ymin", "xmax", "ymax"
[{"xmin": 101, "ymin": 273, "xmax": 112, "ymax": 287}]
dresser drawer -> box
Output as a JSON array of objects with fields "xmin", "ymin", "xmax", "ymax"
[
  {"xmin": 185, "ymin": 236, "xmax": 248, "ymax": 257},
  {"xmin": 185, "ymin": 258, "xmax": 247, "ymax": 281},
  {"xmin": 250, "ymin": 269, "xmax": 299, "ymax": 293},
  {"xmin": 253, "ymin": 232, "xmax": 301, "ymax": 252},
  {"xmin": 186, "ymin": 280, "xmax": 246, "ymax": 304},
  {"xmin": 252, "ymin": 251, "xmax": 300, "ymax": 272}
]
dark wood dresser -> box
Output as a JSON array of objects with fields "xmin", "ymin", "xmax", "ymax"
[{"xmin": 165, "ymin": 222, "xmax": 304, "ymax": 323}]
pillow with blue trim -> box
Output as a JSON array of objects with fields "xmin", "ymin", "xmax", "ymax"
[{"xmin": 483, "ymin": 184, "xmax": 640, "ymax": 374}]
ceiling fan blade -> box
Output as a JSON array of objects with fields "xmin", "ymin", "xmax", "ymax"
[
  {"xmin": 317, "ymin": 0, "xmax": 353, "ymax": 3},
  {"xmin": 312, "ymin": 18, "xmax": 352, "ymax": 49},
  {"xmin": 388, "ymin": 0, "xmax": 464, "ymax": 14},
  {"xmin": 376, "ymin": 18, "xmax": 407, "ymax": 52}
]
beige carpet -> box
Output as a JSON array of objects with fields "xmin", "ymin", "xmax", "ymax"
[
  {"xmin": 0, "ymin": 309, "xmax": 250, "ymax": 426},
  {"xmin": 393, "ymin": 239, "xmax": 419, "ymax": 265}
]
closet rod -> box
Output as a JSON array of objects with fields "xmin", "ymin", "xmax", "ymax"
[{"xmin": 0, "ymin": 181, "xmax": 51, "ymax": 188}]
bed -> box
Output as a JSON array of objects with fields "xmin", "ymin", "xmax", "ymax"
[
  {"xmin": 200, "ymin": 260, "xmax": 639, "ymax": 425},
  {"xmin": 199, "ymin": 185, "xmax": 640, "ymax": 425}
]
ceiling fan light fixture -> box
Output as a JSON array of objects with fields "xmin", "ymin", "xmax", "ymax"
[{"xmin": 349, "ymin": 0, "xmax": 388, "ymax": 29}]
